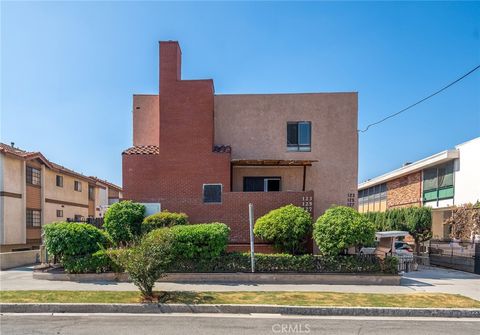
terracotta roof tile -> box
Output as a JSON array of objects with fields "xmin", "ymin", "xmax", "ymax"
[{"xmin": 122, "ymin": 146, "xmax": 160, "ymax": 155}]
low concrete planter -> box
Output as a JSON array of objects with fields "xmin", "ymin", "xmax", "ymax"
[
  {"xmin": 1, "ymin": 303, "xmax": 479, "ymax": 318},
  {"xmin": 33, "ymin": 270, "xmax": 401, "ymax": 285}
]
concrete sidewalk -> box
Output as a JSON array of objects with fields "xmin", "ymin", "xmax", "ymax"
[{"xmin": 1, "ymin": 266, "xmax": 479, "ymax": 301}]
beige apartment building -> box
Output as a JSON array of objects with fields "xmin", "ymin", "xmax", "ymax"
[{"xmin": 0, "ymin": 143, "xmax": 122, "ymax": 252}]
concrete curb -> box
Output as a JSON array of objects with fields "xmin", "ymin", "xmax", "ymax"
[
  {"xmin": 1, "ymin": 303, "xmax": 479, "ymax": 318},
  {"xmin": 32, "ymin": 271, "xmax": 401, "ymax": 285}
]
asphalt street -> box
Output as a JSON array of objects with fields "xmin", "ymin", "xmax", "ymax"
[{"xmin": 1, "ymin": 314, "xmax": 479, "ymax": 335}]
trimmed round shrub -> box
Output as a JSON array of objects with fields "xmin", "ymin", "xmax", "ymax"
[
  {"xmin": 141, "ymin": 210, "xmax": 188, "ymax": 234},
  {"xmin": 253, "ymin": 204, "xmax": 312, "ymax": 254},
  {"xmin": 146, "ymin": 223, "xmax": 230, "ymax": 261},
  {"xmin": 103, "ymin": 201, "xmax": 145, "ymax": 245},
  {"xmin": 314, "ymin": 206, "xmax": 375, "ymax": 256},
  {"xmin": 43, "ymin": 222, "xmax": 110, "ymax": 260},
  {"xmin": 62, "ymin": 250, "xmax": 123, "ymax": 274}
]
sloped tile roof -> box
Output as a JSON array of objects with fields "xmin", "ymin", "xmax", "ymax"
[{"xmin": 122, "ymin": 146, "xmax": 160, "ymax": 155}]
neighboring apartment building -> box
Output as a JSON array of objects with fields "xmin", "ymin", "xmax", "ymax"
[
  {"xmin": 358, "ymin": 137, "xmax": 480, "ymax": 239},
  {"xmin": 0, "ymin": 143, "xmax": 122, "ymax": 252},
  {"xmin": 122, "ymin": 41, "xmax": 358, "ymax": 251}
]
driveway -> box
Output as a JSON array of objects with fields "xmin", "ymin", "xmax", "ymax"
[{"xmin": 1, "ymin": 266, "xmax": 479, "ymax": 301}]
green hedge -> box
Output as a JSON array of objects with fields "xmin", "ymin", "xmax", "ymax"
[
  {"xmin": 168, "ymin": 253, "xmax": 397, "ymax": 274},
  {"xmin": 254, "ymin": 204, "xmax": 312, "ymax": 254},
  {"xmin": 43, "ymin": 222, "xmax": 110, "ymax": 260},
  {"xmin": 104, "ymin": 201, "xmax": 145, "ymax": 245},
  {"xmin": 63, "ymin": 250, "xmax": 123, "ymax": 274},
  {"xmin": 146, "ymin": 223, "xmax": 230, "ymax": 261},
  {"xmin": 141, "ymin": 210, "xmax": 188, "ymax": 234}
]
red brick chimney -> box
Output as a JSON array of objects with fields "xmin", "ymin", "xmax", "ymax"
[{"xmin": 159, "ymin": 41, "xmax": 181, "ymax": 92}]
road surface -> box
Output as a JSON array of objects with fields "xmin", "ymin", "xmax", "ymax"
[{"xmin": 1, "ymin": 313, "xmax": 479, "ymax": 335}]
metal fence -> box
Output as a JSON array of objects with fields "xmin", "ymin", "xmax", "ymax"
[{"xmin": 429, "ymin": 240, "xmax": 480, "ymax": 274}]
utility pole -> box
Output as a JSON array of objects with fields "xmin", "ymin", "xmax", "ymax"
[{"xmin": 248, "ymin": 203, "xmax": 255, "ymax": 273}]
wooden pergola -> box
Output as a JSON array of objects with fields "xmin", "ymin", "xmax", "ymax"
[{"xmin": 231, "ymin": 159, "xmax": 318, "ymax": 191}]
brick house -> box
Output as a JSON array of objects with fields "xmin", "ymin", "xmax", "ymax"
[
  {"xmin": 358, "ymin": 137, "xmax": 480, "ymax": 239},
  {"xmin": 123, "ymin": 41, "xmax": 358, "ymax": 251}
]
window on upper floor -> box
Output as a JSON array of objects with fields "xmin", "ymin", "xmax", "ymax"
[
  {"xmin": 56, "ymin": 175, "xmax": 63, "ymax": 187},
  {"xmin": 203, "ymin": 184, "xmax": 222, "ymax": 204},
  {"xmin": 88, "ymin": 185, "xmax": 95, "ymax": 200},
  {"xmin": 26, "ymin": 166, "xmax": 41, "ymax": 186},
  {"xmin": 243, "ymin": 177, "xmax": 281, "ymax": 192},
  {"xmin": 287, "ymin": 121, "xmax": 311, "ymax": 152},
  {"xmin": 26, "ymin": 209, "xmax": 41, "ymax": 227},
  {"xmin": 74, "ymin": 180, "xmax": 82, "ymax": 192},
  {"xmin": 423, "ymin": 162, "xmax": 454, "ymax": 202}
]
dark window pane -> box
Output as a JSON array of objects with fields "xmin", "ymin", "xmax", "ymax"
[
  {"xmin": 423, "ymin": 168, "xmax": 437, "ymax": 191},
  {"xmin": 244, "ymin": 177, "xmax": 265, "ymax": 192},
  {"xmin": 266, "ymin": 179, "xmax": 280, "ymax": 192},
  {"xmin": 438, "ymin": 162, "xmax": 454, "ymax": 188},
  {"xmin": 56, "ymin": 175, "xmax": 63, "ymax": 187},
  {"xmin": 203, "ymin": 184, "xmax": 222, "ymax": 203},
  {"xmin": 287, "ymin": 123, "xmax": 298, "ymax": 145},
  {"xmin": 298, "ymin": 122, "xmax": 311, "ymax": 145}
]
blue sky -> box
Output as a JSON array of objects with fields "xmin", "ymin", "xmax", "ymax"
[{"xmin": 1, "ymin": 1, "xmax": 479, "ymax": 186}]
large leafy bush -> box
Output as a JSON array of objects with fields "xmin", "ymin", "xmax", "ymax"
[
  {"xmin": 146, "ymin": 223, "xmax": 230, "ymax": 261},
  {"xmin": 103, "ymin": 201, "xmax": 145, "ymax": 245},
  {"xmin": 43, "ymin": 222, "xmax": 109, "ymax": 260},
  {"xmin": 254, "ymin": 204, "xmax": 312, "ymax": 254},
  {"xmin": 109, "ymin": 230, "xmax": 173, "ymax": 299},
  {"xmin": 141, "ymin": 210, "xmax": 188, "ymax": 234},
  {"xmin": 314, "ymin": 206, "xmax": 375, "ymax": 256}
]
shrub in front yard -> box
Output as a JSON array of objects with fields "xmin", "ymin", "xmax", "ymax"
[
  {"xmin": 43, "ymin": 222, "xmax": 110, "ymax": 261},
  {"xmin": 168, "ymin": 252, "xmax": 392, "ymax": 274},
  {"xmin": 109, "ymin": 229, "xmax": 174, "ymax": 299},
  {"xmin": 146, "ymin": 223, "xmax": 230, "ymax": 262},
  {"xmin": 141, "ymin": 210, "xmax": 188, "ymax": 234},
  {"xmin": 103, "ymin": 201, "xmax": 145, "ymax": 245},
  {"xmin": 314, "ymin": 206, "xmax": 375, "ymax": 256},
  {"xmin": 254, "ymin": 204, "xmax": 312, "ymax": 255},
  {"xmin": 62, "ymin": 250, "xmax": 123, "ymax": 274}
]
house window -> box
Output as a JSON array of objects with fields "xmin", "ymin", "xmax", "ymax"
[
  {"xmin": 423, "ymin": 162, "xmax": 454, "ymax": 202},
  {"xmin": 203, "ymin": 184, "xmax": 222, "ymax": 203},
  {"xmin": 56, "ymin": 175, "xmax": 63, "ymax": 187},
  {"xmin": 26, "ymin": 209, "xmax": 41, "ymax": 227},
  {"xmin": 287, "ymin": 121, "xmax": 311, "ymax": 151},
  {"xmin": 74, "ymin": 214, "xmax": 83, "ymax": 221},
  {"xmin": 26, "ymin": 166, "xmax": 41, "ymax": 186},
  {"xmin": 74, "ymin": 181, "xmax": 82, "ymax": 192},
  {"xmin": 88, "ymin": 185, "xmax": 94, "ymax": 200},
  {"xmin": 243, "ymin": 177, "xmax": 281, "ymax": 192},
  {"xmin": 358, "ymin": 183, "xmax": 387, "ymax": 212},
  {"xmin": 56, "ymin": 210, "xmax": 63, "ymax": 218}
]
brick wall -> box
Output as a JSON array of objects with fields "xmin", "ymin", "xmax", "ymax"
[{"xmin": 386, "ymin": 172, "xmax": 422, "ymax": 209}]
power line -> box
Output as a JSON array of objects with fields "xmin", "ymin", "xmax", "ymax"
[{"xmin": 358, "ymin": 64, "xmax": 480, "ymax": 133}]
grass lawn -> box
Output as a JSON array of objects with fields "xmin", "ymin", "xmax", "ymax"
[{"xmin": 1, "ymin": 291, "xmax": 480, "ymax": 308}]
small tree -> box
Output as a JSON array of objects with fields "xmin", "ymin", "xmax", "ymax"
[
  {"xmin": 314, "ymin": 206, "xmax": 375, "ymax": 256},
  {"xmin": 404, "ymin": 207, "xmax": 432, "ymax": 255},
  {"xmin": 254, "ymin": 204, "xmax": 312, "ymax": 255},
  {"xmin": 447, "ymin": 203, "xmax": 480, "ymax": 241},
  {"xmin": 104, "ymin": 201, "xmax": 145, "ymax": 245},
  {"xmin": 110, "ymin": 229, "xmax": 173, "ymax": 300}
]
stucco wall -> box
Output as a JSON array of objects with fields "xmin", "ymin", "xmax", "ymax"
[
  {"xmin": 1, "ymin": 155, "xmax": 25, "ymax": 245},
  {"xmin": 232, "ymin": 166, "xmax": 305, "ymax": 192},
  {"xmin": 133, "ymin": 94, "xmax": 160, "ymax": 146},
  {"xmin": 44, "ymin": 169, "xmax": 89, "ymax": 205},
  {"xmin": 454, "ymin": 137, "xmax": 480, "ymax": 205},
  {"xmin": 44, "ymin": 202, "xmax": 88, "ymax": 224},
  {"xmin": 214, "ymin": 93, "xmax": 358, "ymax": 217}
]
